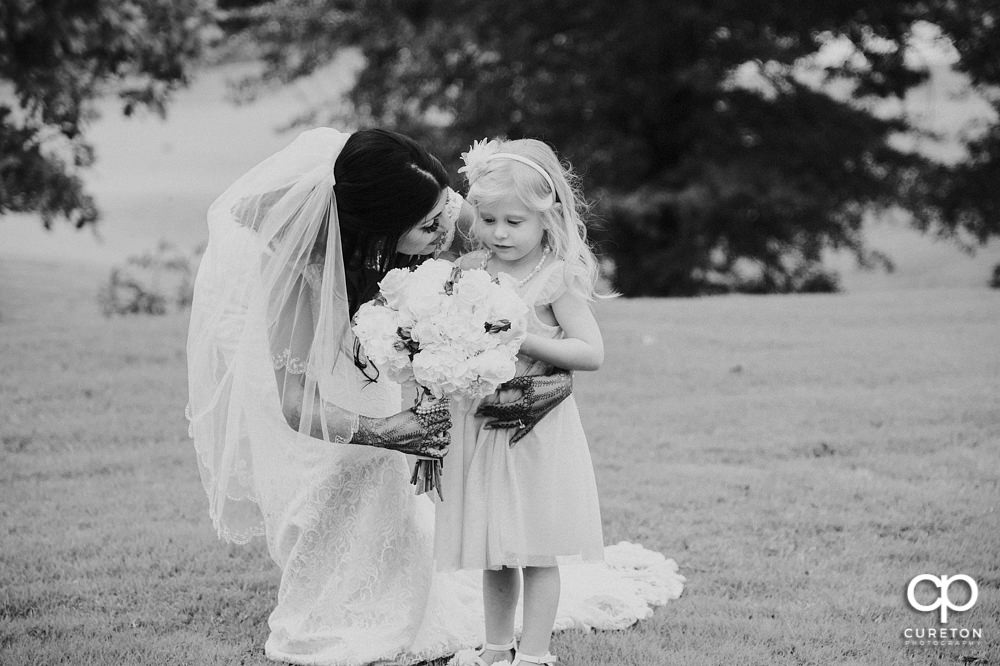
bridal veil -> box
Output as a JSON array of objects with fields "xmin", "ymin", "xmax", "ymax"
[{"xmin": 186, "ymin": 127, "xmax": 357, "ymax": 544}]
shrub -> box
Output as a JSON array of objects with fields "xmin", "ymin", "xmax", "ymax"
[
  {"xmin": 98, "ymin": 241, "xmax": 204, "ymax": 316},
  {"xmin": 597, "ymin": 195, "xmax": 842, "ymax": 296}
]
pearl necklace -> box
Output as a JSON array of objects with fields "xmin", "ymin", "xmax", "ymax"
[{"xmin": 485, "ymin": 245, "xmax": 551, "ymax": 287}]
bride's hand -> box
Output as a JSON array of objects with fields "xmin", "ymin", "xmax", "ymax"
[
  {"xmin": 477, "ymin": 368, "xmax": 573, "ymax": 445},
  {"xmin": 353, "ymin": 403, "xmax": 451, "ymax": 458}
]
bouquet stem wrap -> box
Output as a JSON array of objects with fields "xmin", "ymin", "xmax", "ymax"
[{"xmin": 410, "ymin": 389, "xmax": 448, "ymax": 500}]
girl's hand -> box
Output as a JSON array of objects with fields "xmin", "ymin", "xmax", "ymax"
[{"xmin": 476, "ymin": 368, "xmax": 573, "ymax": 444}]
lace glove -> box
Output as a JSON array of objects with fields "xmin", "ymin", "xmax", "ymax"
[
  {"xmin": 477, "ymin": 367, "xmax": 573, "ymax": 445},
  {"xmin": 352, "ymin": 401, "xmax": 451, "ymax": 458}
]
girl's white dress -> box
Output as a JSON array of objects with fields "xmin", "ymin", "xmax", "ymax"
[{"xmin": 436, "ymin": 256, "xmax": 605, "ymax": 571}]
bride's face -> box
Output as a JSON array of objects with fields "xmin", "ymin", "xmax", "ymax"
[{"xmin": 396, "ymin": 190, "xmax": 452, "ymax": 256}]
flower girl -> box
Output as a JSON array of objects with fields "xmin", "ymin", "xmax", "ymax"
[{"xmin": 436, "ymin": 138, "xmax": 609, "ymax": 666}]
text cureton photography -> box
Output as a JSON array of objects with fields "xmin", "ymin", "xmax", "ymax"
[{"xmin": 903, "ymin": 574, "xmax": 985, "ymax": 648}]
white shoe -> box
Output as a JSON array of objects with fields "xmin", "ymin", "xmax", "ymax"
[{"xmin": 470, "ymin": 638, "xmax": 517, "ymax": 666}]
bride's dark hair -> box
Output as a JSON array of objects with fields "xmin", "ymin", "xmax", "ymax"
[
  {"xmin": 332, "ymin": 129, "xmax": 449, "ymax": 317},
  {"xmin": 328, "ymin": 129, "xmax": 449, "ymax": 382}
]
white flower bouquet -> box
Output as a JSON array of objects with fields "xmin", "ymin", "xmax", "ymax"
[{"xmin": 353, "ymin": 258, "xmax": 529, "ymax": 498}]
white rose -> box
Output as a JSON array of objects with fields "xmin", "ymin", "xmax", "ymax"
[
  {"xmin": 485, "ymin": 314, "xmax": 527, "ymax": 349},
  {"xmin": 410, "ymin": 317, "xmax": 448, "ymax": 347},
  {"xmin": 439, "ymin": 357, "xmax": 474, "ymax": 396},
  {"xmin": 378, "ymin": 268, "xmax": 411, "ymax": 308},
  {"xmin": 358, "ymin": 332, "xmax": 412, "ymax": 381},
  {"xmin": 352, "ymin": 302, "xmax": 399, "ymax": 351},
  {"xmin": 395, "ymin": 307, "xmax": 417, "ymax": 330},
  {"xmin": 411, "ymin": 258, "xmax": 456, "ymax": 286},
  {"xmin": 472, "ymin": 348, "xmax": 517, "ymax": 388},
  {"xmin": 478, "ymin": 286, "xmax": 528, "ymax": 347},
  {"xmin": 411, "ymin": 347, "xmax": 457, "ymax": 398},
  {"xmin": 400, "ymin": 290, "xmax": 449, "ymax": 321},
  {"xmin": 437, "ymin": 311, "xmax": 489, "ymax": 350},
  {"xmin": 454, "ymin": 269, "xmax": 495, "ymax": 309},
  {"xmin": 382, "ymin": 350, "xmax": 414, "ymax": 382}
]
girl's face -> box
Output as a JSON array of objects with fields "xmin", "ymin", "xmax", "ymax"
[
  {"xmin": 475, "ymin": 193, "xmax": 547, "ymax": 266},
  {"xmin": 396, "ymin": 190, "xmax": 451, "ymax": 255}
]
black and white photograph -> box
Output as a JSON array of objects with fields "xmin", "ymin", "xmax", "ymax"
[{"xmin": 1, "ymin": 2, "xmax": 998, "ymax": 664}]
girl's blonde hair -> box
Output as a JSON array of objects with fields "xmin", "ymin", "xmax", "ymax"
[{"xmin": 464, "ymin": 138, "xmax": 605, "ymax": 301}]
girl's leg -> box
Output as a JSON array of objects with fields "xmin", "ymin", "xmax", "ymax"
[
  {"xmin": 518, "ymin": 565, "xmax": 560, "ymax": 658},
  {"xmin": 481, "ymin": 567, "xmax": 520, "ymax": 663}
]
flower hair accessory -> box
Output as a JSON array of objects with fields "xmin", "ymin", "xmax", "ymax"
[
  {"xmin": 458, "ymin": 137, "xmax": 500, "ymax": 186},
  {"xmin": 459, "ymin": 138, "xmax": 557, "ymax": 197}
]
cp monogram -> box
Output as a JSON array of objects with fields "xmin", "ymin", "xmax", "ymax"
[{"xmin": 907, "ymin": 574, "xmax": 979, "ymax": 623}]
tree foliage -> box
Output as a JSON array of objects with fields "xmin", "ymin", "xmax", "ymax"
[
  {"xmin": 0, "ymin": 0, "xmax": 211, "ymax": 228},
  {"xmin": 224, "ymin": 0, "xmax": 1000, "ymax": 294}
]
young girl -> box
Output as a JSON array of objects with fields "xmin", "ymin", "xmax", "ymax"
[{"xmin": 436, "ymin": 138, "xmax": 608, "ymax": 666}]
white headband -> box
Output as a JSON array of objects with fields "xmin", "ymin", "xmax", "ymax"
[
  {"xmin": 488, "ymin": 152, "xmax": 557, "ymax": 197},
  {"xmin": 460, "ymin": 139, "xmax": 559, "ymax": 201}
]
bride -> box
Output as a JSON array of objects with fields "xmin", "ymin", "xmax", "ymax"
[{"xmin": 186, "ymin": 127, "xmax": 683, "ymax": 665}]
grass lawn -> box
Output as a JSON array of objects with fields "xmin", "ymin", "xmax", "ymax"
[{"xmin": 1, "ymin": 256, "xmax": 998, "ymax": 665}]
